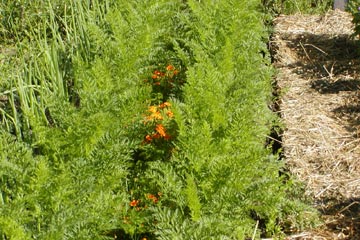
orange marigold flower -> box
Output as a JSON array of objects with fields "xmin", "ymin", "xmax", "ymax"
[
  {"xmin": 154, "ymin": 70, "xmax": 162, "ymax": 76},
  {"xmin": 173, "ymin": 70, "xmax": 179, "ymax": 75},
  {"xmin": 151, "ymin": 111, "xmax": 163, "ymax": 120},
  {"xmin": 159, "ymin": 102, "xmax": 171, "ymax": 108},
  {"xmin": 155, "ymin": 124, "xmax": 166, "ymax": 137},
  {"xmin": 130, "ymin": 199, "xmax": 139, "ymax": 207},
  {"xmin": 145, "ymin": 135, "xmax": 152, "ymax": 143},
  {"xmin": 147, "ymin": 194, "xmax": 156, "ymax": 199},
  {"xmin": 166, "ymin": 110, "xmax": 174, "ymax": 118},
  {"xmin": 154, "ymin": 81, "xmax": 161, "ymax": 86},
  {"xmin": 152, "ymin": 74, "xmax": 158, "ymax": 79},
  {"xmin": 148, "ymin": 106, "xmax": 157, "ymax": 113},
  {"xmin": 147, "ymin": 194, "xmax": 158, "ymax": 204},
  {"xmin": 145, "ymin": 111, "xmax": 162, "ymax": 122},
  {"xmin": 166, "ymin": 65, "xmax": 175, "ymax": 71}
]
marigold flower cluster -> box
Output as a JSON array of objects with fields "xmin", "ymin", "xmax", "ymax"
[
  {"xmin": 150, "ymin": 64, "xmax": 179, "ymax": 84},
  {"xmin": 129, "ymin": 192, "xmax": 162, "ymax": 209},
  {"xmin": 147, "ymin": 193, "xmax": 159, "ymax": 204},
  {"xmin": 124, "ymin": 64, "xmax": 183, "ymax": 233},
  {"xmin": 143, "ymin": 102, "xmax": 174, "ymax": 143},
  {"xmin": 145, "ymin": 64, "xmax": 182, "ymax": 98}
]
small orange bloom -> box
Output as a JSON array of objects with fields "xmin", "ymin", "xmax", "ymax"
[
  {"xmin": 159, "ymin": 102, "xmax": 171, "ymax": 108},
  {"xmin": 146, "ymin": 111, "xmax": 163, "ymax": 121},
  {"xmin": 154, "ymin": 70, "xmax": 164, "ymax": 76},
  {"xmin": 166, "ymin": 65, "xmax": 175, "ymax": 71},
  {"xmin": 147, "ymin": 194, "xmax": 156, "ymax": 199},
  {"xmin": 154, "ymin": 81, "xmax": 161, "ymax": 86},
  {"xmin": 147, "ymin": 194, "xmax": 158, "ymax": 204},
  {"xmin": 151, "ymin": 74, "xmax": 158, "ymax": 79},
  {"xmin": 154, "ymin": 112, "xmax": 163, "ymax": 120},
  {"xmin": 148, "ymin": 106, "xmax": 157, "ymax": 113},
  {"xmin": 166, "ymin": 110, "xmax": 174, "ymax": 118},
  {"xmin": 145, "ymin": 135, "xmax": 152, "ymax": 143},
  {"xmin": 173, "ymin": 70, "xmax": 179, "ymax": 75},
  {"xmin": 155, "ymin": 124, "xmax": 166, "ymax": 137},
  {"xmin": 130, "ymin": 199, "xmax": 139, "ymax": 207}
]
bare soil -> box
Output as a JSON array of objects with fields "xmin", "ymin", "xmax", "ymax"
[{"xmin": 271, "ymin": 10, "xmax": 360, "ymax": 239}]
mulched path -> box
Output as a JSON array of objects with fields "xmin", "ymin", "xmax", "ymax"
[{"xmin": 271, "ymin": 10, "xmax": 360, "ymax": 240}]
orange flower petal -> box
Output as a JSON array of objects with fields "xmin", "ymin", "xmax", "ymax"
[
  {"xmin": 155, "ymin": 124, "xmax": 166, "ymax": 137},
  {"xmin": 130, "ymin": 199, "xmax": 139, "ymax": 207},
  {"xmin": 166, "ymin": 65, "xmax": 175, "ymax": 71},
  {"xmin": 159, "ymin": 102, "xmax": 171, "ymax": 108},
  {"xmin": 166, "ymin": 110, "xmax": 174, "ymax": 118},
  {"xmin": 148, "ymin": 106, "xmax": 157, "ymax": 113},
  {"xmin": 149, "ymin": 111, "xmax": 163, "ymax": 120},
  {"xmin": 147, "ymin": 194, "xmax": 156, "ymax": 199},
  {"xmin": 154, "ymin": 70, "xmax": 163, "ymax": 76},
  {"xmin": 145, "ymin": 135, "xmax": 152, "ymax": 143}
]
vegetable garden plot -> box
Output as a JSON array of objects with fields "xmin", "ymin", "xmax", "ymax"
[{"xmin": 0, "ymin": 0, "xmax": 317, "ymax": 239}]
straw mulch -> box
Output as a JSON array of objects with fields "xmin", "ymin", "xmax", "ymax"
[{"xmin": 271, "ymin": 10, "xmax": 360, "ymax": 240}]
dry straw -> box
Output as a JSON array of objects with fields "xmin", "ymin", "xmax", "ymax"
[{"xmin": 271, "ymin": 10, "xmax": 360, "ymax": 239}]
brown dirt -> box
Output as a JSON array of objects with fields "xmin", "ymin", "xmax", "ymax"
[{"xmin": 271, "ymin": 10, "xmax": 360, "ymax": 240}]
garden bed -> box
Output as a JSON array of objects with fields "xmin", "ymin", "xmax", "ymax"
[{"xmin": 1, "ymin": 1, "xmax": 316, "ymax": 239}]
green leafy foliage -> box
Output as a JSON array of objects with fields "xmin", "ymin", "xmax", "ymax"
[
  {"xmin": 0, "ymin": 0, "xmax": 318, "ymax": 239},
  {"xmin": 348, "ymin": 0, "xmax": 360, "ymax": 37},
  {"xmin": 262, "ymin": 0, "xmax": 332, "ymax": 15},
  {"xmin": 185, "ymin": 174, "xmax": 202, "ymax": 222}
]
